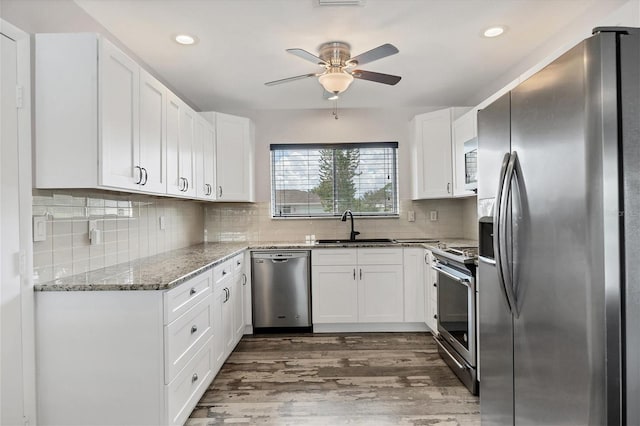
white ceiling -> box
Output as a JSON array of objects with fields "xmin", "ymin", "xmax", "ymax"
[{"xmin": 73, "ymin": 0, "xmax": 627, "ymax": 111}]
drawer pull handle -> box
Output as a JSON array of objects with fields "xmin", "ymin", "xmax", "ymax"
[
  {"xmin": 192, "ymin": 373, "xmax": 198, "ymax": 383},
  {"xmin": 222, "ymin": 270, "xmax": 227, "ymax": 276},
  {"xmin": 237, "ymin": 260, "xmax": 241, "ymax": 266},
  {"xmin": 191, "ymin": 325, "xmax": 198, "ymax": 334},
  {"xmin": 189, "ymin": 288, "xmax": 197, "ymax": 296}
]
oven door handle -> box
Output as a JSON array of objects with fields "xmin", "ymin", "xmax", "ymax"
[
  {"xmin": 431, "ymin": 264, "xmax": 470, "ymax": 288},
  {"xmin": 435, "ymin": 337, "xmax": 468, "ymax": 370}
]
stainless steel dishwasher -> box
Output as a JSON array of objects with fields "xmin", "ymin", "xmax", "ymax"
[{"xmin": 251, "ymin": 251, "xmax": 311, "ymax": 329}]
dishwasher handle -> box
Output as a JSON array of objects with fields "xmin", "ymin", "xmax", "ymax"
[{"xmin": 271, "ymin": 258, "xmax": 289, "ymax": 263}]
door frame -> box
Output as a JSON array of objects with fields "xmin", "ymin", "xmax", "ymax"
[{"xmin": 0, "ymin": 18, "xmax": 36, "ymax": 425}]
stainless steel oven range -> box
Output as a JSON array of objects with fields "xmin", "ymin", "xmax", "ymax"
[{"xmin": 430, "ymin": 246, "xmax": 478, "ymax": 395}]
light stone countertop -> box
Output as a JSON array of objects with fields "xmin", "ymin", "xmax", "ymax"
[{"xmin": 35, "ymin": 238, "xmax": 477, "ymax": 292}]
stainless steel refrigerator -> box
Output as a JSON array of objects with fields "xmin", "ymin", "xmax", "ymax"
[{"xmin": 477, "ymin": 27, "xmax": 639, "ymax": 425}]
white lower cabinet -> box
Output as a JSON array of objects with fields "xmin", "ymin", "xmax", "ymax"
[
  {"xmin": 358, "ymin": 264, "xmax": 404, "ymax": 322},
  {"xmin": 35, "ymin": 251, "xmax": 251, "ymax": 426},
  {"xmin": 312, "ymin": 265, "xmax": 359, "ymax": 323},
  {"xmin": 311, "ymin": 248, "xmax": 405, "ymax": 326}
]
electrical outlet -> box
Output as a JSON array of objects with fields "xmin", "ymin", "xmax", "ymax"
[
  {"xmin": 407, "ymin": 211, "xmax": 416, "ymax": 222},
  {"xmin": 159, "ymin": 216, "xmax": 166, "ymax": 230},
  {"xmin": 430, "ymin": 211, "xmax": 438, "ymax": 221}
]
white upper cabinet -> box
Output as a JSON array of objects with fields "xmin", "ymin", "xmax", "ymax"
[
  {"xmin": 194, "ymin": 116, "xmax": 216, "ymax": 200},
  {"xmin": 99, "ymin": 38, "xmax": 140, "ymax": 191},
  {"xmin": 138, "ymin": 69, "xmax": 167, "ymax": 194},
  {"xmin": 410, "ymin": 107, "xmax": 474, "ymax": 200},
  {"xmin": 212, "ymin": 112, "xmax": 255, "ymax": 202},
  {"xmin": 166, "ymin": 94, "xmax": 196, "ymax": 198},
  {"xmin": 452, "ymin": 108, "xmax": 478, "ymax": 197},
  {"xmin": 410, "ymin": 108, "xmax": 454, "ymax": 199}
]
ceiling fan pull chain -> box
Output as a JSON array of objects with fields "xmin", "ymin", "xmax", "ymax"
[{"xmin": 332, "ymin": 98, "xmax": 339, "ymax": 120}]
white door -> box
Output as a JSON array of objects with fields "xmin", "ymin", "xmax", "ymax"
[
  {"xmin": 232, "ymin": 276, "xmax": 244, "ymax": 341},
  {"xmin": 403, "ymin": 248, "xmax": 425, "ymax": 322},
  {"xmin": 99, "ymin": 38, "xmax": 140, "ymax": 190},
  {"xmin": 311, "ymin": 265, "xmax": 358, "ymax": 323},
  {"xmin": 194, "ymin": 117, "xmax": 215, "ymax": 200},
  {"xmin": 358, "ymin": 265, "xmax": 404, "ymax": 323},
  {"xmin": 1, "ymin": 28, "xmax": 34, "ymax": 425},
  {"xmin": 166, "ymin": 93, "xmax": 181, "ymax": 195},
  {"xmin": 179, "ymin": 104, "xmax": 196, "ymax": 197},
  {"xmin": 215, "ymin": 113, "xmax": 251, "ymax": 201},
  {"xmin": 138, "ymin": 69, "xmax": 166, "ymax": 194},
  {"xmin": 414, "ymin": 108, "xmax": 453, "ymax": 199}
]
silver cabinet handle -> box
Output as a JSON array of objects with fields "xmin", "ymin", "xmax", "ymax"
[
  {"xmin": 222, "ymin": 270, "xmax": 227, "ymax": 276},
  {"xmin": 447, "ymin": 182, "xmax": 451, "ymax": 193},
  {"xmin": 359, "ymin": 269, "xmax": 362, "ymax": 280},
  {"xmin": 237, "ymin": 260, "xmax": 241, "ymax": 266},
  {"xmin": 141, "ymin": 167, "xmax": 148, "ymax": 185},
  {"xmin": 184, "ymin": 178, "xmax": 189, "ymax": 192},
  {"xmin": 218, "ymin": 186, "xmax": 222, "ymax": 198},
  {"xmin": 134, "ymin": 166, "xmax": 143, "ymax": 184},
  {"xmin": 191, "ymin": 373, "xmax": 198, "ymax": 383},
  {"xmin": 424, "ymin": 252, "xmax": 428, "ymax": 264},
  {"xmin": 242, "ymin": 273, "xmax": 247, "ymax": 286},
  {"xmin": 191, "ymin": 325, "xmax": 198, "ymax": 334},
  {"xmin": 224, "ymin": 287, "xmax": 229, "ymax": 302},
  {"xmin": 353, "ymin": 268, "xmax": 356, "ymax": 280},
  {"xmin": 189, "ymin": 287, "xmax": 197, "ymax": 296},
  {"xmin": 178, "ymin": 177, "xmax": 184, "ymax": 191}
]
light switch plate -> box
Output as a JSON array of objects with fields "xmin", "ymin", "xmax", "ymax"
[
  {"xmin": 430, "ymin": 211, "xmax": 438, "ymax": 221},
  {"xmin": 159, "ymin": 216, "xmax": 166, "ymax": 230},
  {"xmin": 407, "ymin": 211, "xmax": 415, "ymax": 222},
  {"xmin": 33, "ymin": 216, "xmax": 47, "ymax": 242}
]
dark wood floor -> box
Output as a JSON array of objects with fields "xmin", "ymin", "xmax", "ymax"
[{"xmin": 186, "ymin": 332, "xmax": 479, "ymax": 425}]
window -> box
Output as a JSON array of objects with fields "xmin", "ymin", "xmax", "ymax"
[{"xmin": 271, "ymin": 142, "xmax": 398, "ymax": 218}]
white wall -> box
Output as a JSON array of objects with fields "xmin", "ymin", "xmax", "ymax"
[{"xmin": 239, "ymin": 107, "xmax": 445, "ymax": 202}]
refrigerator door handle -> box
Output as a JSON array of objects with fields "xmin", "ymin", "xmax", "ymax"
[
  {"xmin": 499, "ymin": 151, "xmax": 520, "ymax": 317},
  {"xmin": 493, "ymin": 152, "xmax": 514, "ymax": 314}
]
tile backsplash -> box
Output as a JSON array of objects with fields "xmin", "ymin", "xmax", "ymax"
[
  {"xmin": 204, "ymin": 198, "xmax": 478, "ymax": 243},
  {"xmin": 32, "ymin": 190, "xmax": 204, "ymax": 283}
]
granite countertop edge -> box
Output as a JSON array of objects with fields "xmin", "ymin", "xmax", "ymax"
[{"xmin": 35, "ymin": 238, "xmax": 477, "ymax": 292}]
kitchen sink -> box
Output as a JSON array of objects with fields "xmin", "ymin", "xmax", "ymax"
[{"xmin": 315, "ymin": 238, "xmax": 396, "ymax": 244}]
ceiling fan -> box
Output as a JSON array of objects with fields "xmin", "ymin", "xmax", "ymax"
[{"xmin": 264, "ymin": 42, "xmax": 401, "ymax": 97}]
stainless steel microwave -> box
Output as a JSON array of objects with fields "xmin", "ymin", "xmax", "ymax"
[{"xmin": 464, "ymin": 137, "xmax": 478, "ymax": 192}]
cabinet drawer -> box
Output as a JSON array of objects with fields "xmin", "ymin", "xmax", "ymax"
[
  {"xmin": 213, "ymin": 259, "xmax": 233, "ymax": 284},
  {"xmin": 164, "ymin": 296, "xmax": 213, "ymax": 384},
  {"xmin": 166, "ymin": 335, "xmax": 214, "ymax": 426},
  {"xmin": 357, "ymin": 248, "xmax": 403, "ymax": 265},
  {"xmin": 312, "ymin": 249, "xmax": 357, "ymax": 266},
  {"xmin": 232, "ymin": 252, "xmax": 244, "ymax": 274},
  {"xmin": 164, "ymin": 271, "xmax": 212, "ymax": 324}
]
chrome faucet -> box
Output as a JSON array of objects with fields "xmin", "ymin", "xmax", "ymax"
[{"xmin": 340, "ymin": 209, "xmax": 360, "ymax": 241}]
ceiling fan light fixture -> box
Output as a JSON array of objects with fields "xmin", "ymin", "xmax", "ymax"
[{"xmin": 318, "ymin": 71, "xmax": 354, "ymax": 94}]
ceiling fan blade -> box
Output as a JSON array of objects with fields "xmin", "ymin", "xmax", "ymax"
[
  {"xmin": 286, "ymin": 48, "xmax": 328, "ymax": 65},
  {"xmin": 352, "ymin": 70, "xmax": 401, "ymax": 85},
  {"xmin": 348, "ymin": 43, "xmax": 399, "ymax": 66},
  {"xmin": 264, "ymin": 73, "xmax": 318, "ymax": 86}
]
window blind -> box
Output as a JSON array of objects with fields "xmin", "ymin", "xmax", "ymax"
[{"xmin": 270, "ymin": 142, "xmax": 398, "ymax": 218}]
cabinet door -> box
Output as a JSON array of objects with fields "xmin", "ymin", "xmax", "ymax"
[
  {"xmin": 194, "ymin": 117, "xmax": 216, "ymax": 200},
  {"xmin": 311, "ymin": 265, "xmax": 358, "ymax": 323},
  {"xmin": 138, "ymin": 69, "xmax": 166, "ymax": 194},
  {"xmin": 212, "ymin": 287, "xmax": 225, "ymax": 375},
  {"xmin": 179, "ymin": 105, "xmax": 197, "ymax": 197},
  {"xmin": 403, "ymin": 248, "xmax": 425, "ymax": 322},
  {"xmin": 166, "ymin": 93, "xmax": 182, "ymax": 196},
  {"xmin": 99, "ymin": 38, "xmax": 139, "ymax": 190},
  {"xmin": 411, "ymin": 108, "xmax": 453, "ymax": 199},
  {"xmin": 232, "ymin": 275, "xmax": 244, "ymax": 343},
  {"xmin": 452, "ymin": 109, "xmax": 477, "ymax": 197},
  {"xmin": 215, "ymin": 113, "xmax": 254, "ymax": 201},
  {"xmin": 358, "ymin": 265, "xmax": 404, "ymax": 323}
]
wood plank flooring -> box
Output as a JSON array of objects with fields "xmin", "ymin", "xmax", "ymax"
[{"xmin": 186, "ymin": 332, "xmax": 479, "ymax": 425}]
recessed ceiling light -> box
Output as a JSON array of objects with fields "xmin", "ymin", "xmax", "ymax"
[
  {"xmin": 483, "ymin": 26, "xmax": 505, "ymax": 38},
  {"xmin": 174, "ymin": 34, "xmax": 197, "ymax": 45}
]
